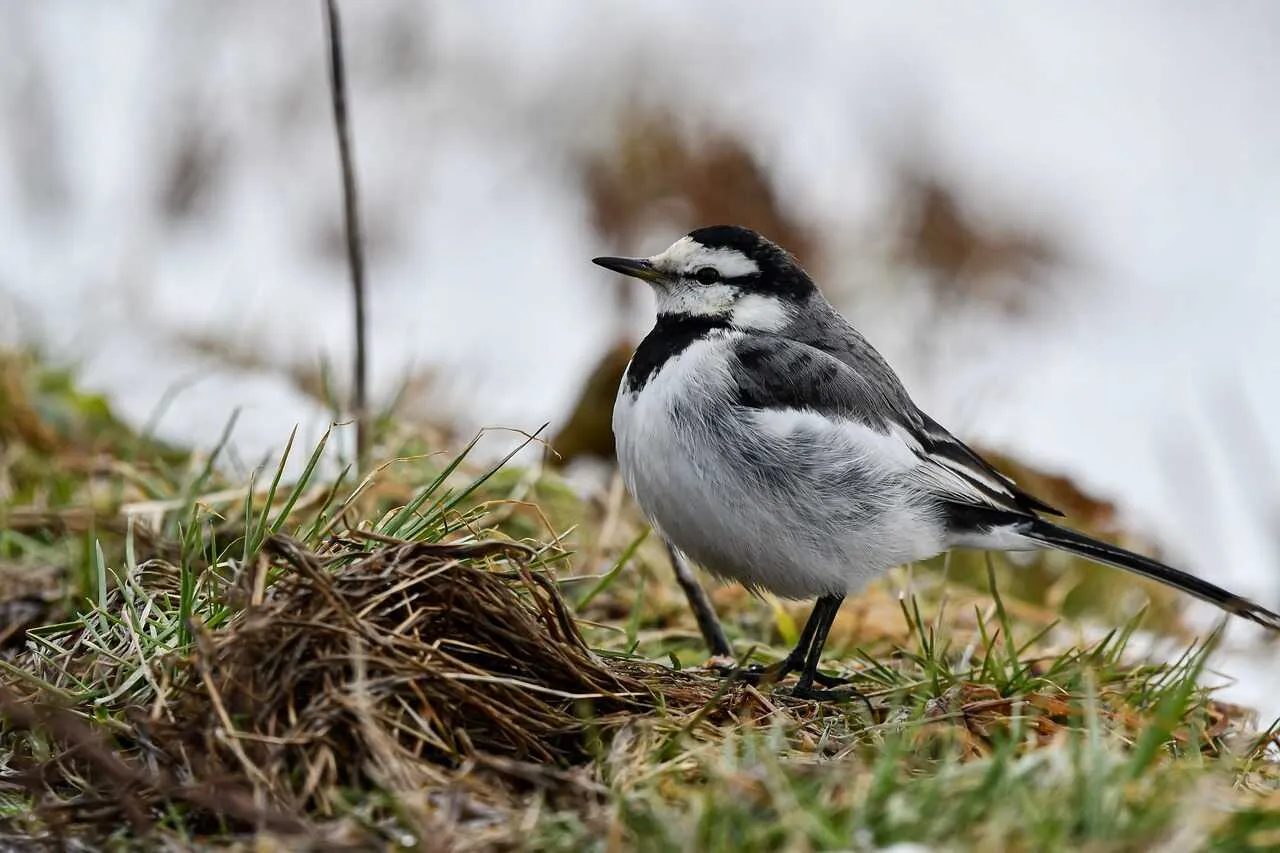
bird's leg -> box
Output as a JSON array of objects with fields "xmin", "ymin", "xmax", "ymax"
[
  {"xmin": 778, "ymin": 595, "xmax": 843, "ymax": 693},
  {"xmin": 665, "ymin": 541, "xmax": 733, "ymax": 658},
  {"xmin": 794, "ymin": 595, "xmax": 853, "ymax": 688},
  {"xmin": 789, "ymin": 596, "xmax": 873, "ymax": 712},
  {"xmin": 722, "ymin": 602, "xmax": 821, "ymax": 685},
  {"xmin": 718, "ymin": 596, "xmax": 849, "ymax": 687}
]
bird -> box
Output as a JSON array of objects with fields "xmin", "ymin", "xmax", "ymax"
[{"xmin": 593, "ymin": 224, "xmax": 1280, "ymax": 701}]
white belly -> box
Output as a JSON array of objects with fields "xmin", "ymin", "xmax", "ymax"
[{"xmin": 612, "ymin": 336, "xmax": 946, "ymax": 599}]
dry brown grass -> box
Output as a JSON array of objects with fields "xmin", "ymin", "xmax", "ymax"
[
  {"xmin": 0, "ymin": 520, "xmax": 758, "ymax": 848},
  {"xmin": 1, "ymin": 489, "xmax": 1275, "ymax": 851}
]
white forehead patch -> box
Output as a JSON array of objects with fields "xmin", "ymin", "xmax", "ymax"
[{"xmin": 649, "ymin": 236, "xmax": 761, "ymax": 279}]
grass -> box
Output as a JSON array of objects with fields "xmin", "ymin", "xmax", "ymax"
[{"xmin": 1, "ymin": 347, "xmax": 1279, "ymax": 852}]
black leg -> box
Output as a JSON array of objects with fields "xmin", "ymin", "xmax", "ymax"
[
  {"xmin": 723, "ymin": 599, "xmax": 824, "ymax": 684},
  {"xmin": 790, "ymin": 596, "xmax": 873, "ymax": 713},
  {"xmin": 799, "ymin": 596, "xmax": 854, "ymax": 688},
  {"xmin": 719, "ymin": 595, "xmax": 851, "ymax": 688},
  {"xmin": 665, "ymin": 541, "xmax": 733, "ymax": 658},
  {"xmin": 790, "ymin": 595, "xmax": 843, "ymax": 695}
]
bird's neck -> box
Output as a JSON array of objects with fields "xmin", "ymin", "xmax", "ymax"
[
  {"xmin": 652, "ymin": 311, "xmax": 732, "ymax": 337},
  {"xmin": 623, "ymin": 313, "xmax": 730, "ymax": 394}
]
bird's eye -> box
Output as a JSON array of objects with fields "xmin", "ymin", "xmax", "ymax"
[{"xmin": 694, "ymin": 267, "xmax": 721, "ymax": 285}]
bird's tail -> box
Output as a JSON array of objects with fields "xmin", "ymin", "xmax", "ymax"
[{"xmin": 1024, "ymin": 518, "xmax": 1280, "ymax": 632}]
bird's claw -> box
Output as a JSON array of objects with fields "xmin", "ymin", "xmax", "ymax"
[
  {"xmin": 809, "ymin": 669, "xmax": 851, "ymax": 688},
  {"xmin": 711, "ymin": 660, "xmax": 852, "ymax": 690},
  {"xmin": 711, "ymin": 661, "xmax": 785, "ymax": 685},
  {"xmin": 786, "ymin": 682, "xmax": 876, "ymax": 716}
]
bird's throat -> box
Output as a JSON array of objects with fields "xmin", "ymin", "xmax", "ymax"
[{"xmin": 623, "ymin": 313, "xmax": 731, "ymax": 394}]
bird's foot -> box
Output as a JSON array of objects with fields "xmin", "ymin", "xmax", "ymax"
[
  {"xmin": 786, "ymin": 682, "xmax": 876, "ymax": 716},
  {"xmin": 712, "ymin": 660, "xmax": 792, "ymax": 686},
  {"xmin": 809, "ymin": 669, "xmax": 851, "ymax": 688},
  {"xmin": 711, "ymin": 660, "xmax": 850, "ymax": 690}
]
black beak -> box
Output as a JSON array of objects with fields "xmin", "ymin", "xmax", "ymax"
[{"xmin": 592, "ymin": 256, "xmax": 660, "ymax": 282}]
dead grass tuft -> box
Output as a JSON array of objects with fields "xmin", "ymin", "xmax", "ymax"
[
  {"xmin": 154, "ymin": 536, "xmax": 661, "ymax": 788},
  {"xmin": 2, "ymin": 529, "xmax": 727, "ymax": 845}
]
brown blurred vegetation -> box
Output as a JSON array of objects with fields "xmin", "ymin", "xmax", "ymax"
[
  {"xmin": 893, "ymin": 167, "xmax": 1062, "ymax": 316},
  {"xmin": 583, "ymin": 109, "xmax": 815, "ymax": 265}
]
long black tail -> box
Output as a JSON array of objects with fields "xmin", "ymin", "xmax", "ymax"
[{"xmin": 1025, "ymin": 518, "xmax": 1280, "ymax": 632}]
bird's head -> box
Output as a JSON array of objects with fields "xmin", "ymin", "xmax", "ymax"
[{"xmin": 593, "ymin": 225, "xmax": 816, "ymax": 331}]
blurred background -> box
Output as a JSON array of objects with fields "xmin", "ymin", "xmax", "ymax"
[{"xmin": 2, "ymin": 2, "xmax": 1278, "ymax": 698}]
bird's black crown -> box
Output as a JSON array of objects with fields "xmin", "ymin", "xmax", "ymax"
[{"xmin": 686, "ymin": 225, "xmax": 815, "ymax": 300}]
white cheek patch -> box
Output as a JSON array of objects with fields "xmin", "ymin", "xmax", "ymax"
[
  {"xmin": 650, "ymin": 237, "xmax": 761, "ymax": 279},
  {"xmin": 655, "ymin": 282, "xmax": 738, "ymax": 316},
  {"xmin": 729, "ymin": 293, "xmax": 790, "ymax": 332},
  {"xmin": 655, "ymin": 286, "xmax": 790, "ymax": 330}
]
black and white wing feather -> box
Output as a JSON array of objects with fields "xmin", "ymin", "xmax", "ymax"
[
  {"xmin": 731, "ymin": 334, "xmax": 1280, "ymax": 631},
  {"xmin": 731, "ymin": 335, "xmax": 1060, "ymax": 518}
]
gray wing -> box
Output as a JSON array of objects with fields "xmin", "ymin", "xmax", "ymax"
[{"xmin": 731, "ymin": 334, "xmax": 1062, "ymax": 517}]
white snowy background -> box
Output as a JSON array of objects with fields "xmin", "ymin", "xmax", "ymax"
[{"xmin": 2, "ymin": 2, "xmax": 1278, "ymax": 713}]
